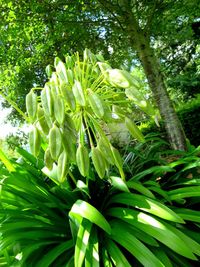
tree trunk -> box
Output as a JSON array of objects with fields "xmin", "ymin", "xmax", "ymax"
[
  {"xmin": 123, "ymin": 8, "xmax": 187, "ymax": 150},
  {"xmin": 136, "ymin": 40, "xmax": 187, "ymax": 150}
]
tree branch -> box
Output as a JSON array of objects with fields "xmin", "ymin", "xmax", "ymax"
[
  {"xmin": 97, "ymin": 0, "xmax": 126, "ymax": 31},
  {"xmin": 144, "ymin": 1, "xmax": 160, "ymax": 32}
]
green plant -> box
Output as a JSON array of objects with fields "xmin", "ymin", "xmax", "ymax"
[
  {"xmin": 25, "ymin": 49, "xmax": 156, "ymax": 183},
  {"xmin": 1, "ymin": 148, "xmax": 200, "ymax": 266},
  {"xmin": 1, "ymin": 50, "xmax": 200, "ymax": 266},
  {"xmin": 140, "ymin": 95, "xmax": 200, "ymax": 147}
]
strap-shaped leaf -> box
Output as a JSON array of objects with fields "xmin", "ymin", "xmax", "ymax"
[
  {"xmin": 127, "ymin": 181, "xmax": 155, "ymax": 198},
  {"xmin": 151, "ymin": 248, "xmax": 173, "ymax": 267},
  {"xmin": 105, "ymin": 239, "xmax": 131, "ymax": 267},
  {"xmin": 147, "ymin": 185, "xmax": 171, "ymax": 203},
  {"xmin": 37, "ymin": 240, "xmax": 73, "ymax": 267},
  {"xmin": 162, "ymin": 220, "xmax": 200, "ymax": 257},
  {"xmin": 0, "ymin": 148, "xmax": 15, "ymax": 172},
  {"xmin": 85, "ymin": 228, "xmax": 99, "ymax": 267},
  {"xmin": 108, "ymin": 192, "xmax": 184, "ymax": 223},
  {"xmin": 129, "ymin": 225, "xmax": 159, "ymax": 247},
  {"xmin": 107, "ymin": 207, "xmax": 197, "ymax": 260},
  {"xmin": 168, "ymin": 186, "xmax": 200, "ymax": 200},
  {"xmin": 101, "ymin": 248, "xmax": 112, "ymax": 267},
  {"xmin": 130, "ymin": 165, "xmax": 175, "ymax": 181},
  {"xmin": 110, "ymin": 176, "xmax": 129, "ymax": 192},
  {"xmin": 69, "ymin": 200, "xmax": 111, "ymax": 234},
  {"xmin": 173, "ymin": 208, "xmax": 200, "ymax": 223},
  {"xmin": 66, "ymin": 256, "xmax": 74, "ymax": 267},
  {"xmin": 20, "ymin": 241, "xmax": 56, "ymax": 266},
  {"xmin": 110, "ymin": 220, "xmax": 164, "ymax": 267},
  {"xmin": 75, "ymin": 219, "xmax": 92, "ymax": 267}
]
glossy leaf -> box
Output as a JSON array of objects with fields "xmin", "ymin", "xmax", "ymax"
[
  {"xmin": 168, "ymin": 186, "xmax": 200, "ymax": 200},
  {"xmin": 84, "ymin": 228, "xmax": 99, "ymax": 267},
  {"xmin": 105, "ymin": 239, "xmax": 131, "ymax": 267},
  {"xmin": 109, "ymin": 192, "xmax": 184, "ymax": 223},
  {"xmin": 110, "ymin": 176, "xmax": 129, "ymax": 192},
  {"xmin": 74, "ymin": 219, "xmax": 92, "ymax": 267},
  {"xmin": 107, "ymin": 207, "xmax": 197, "ymax": 260},
  {"xmin": 173, "ymin": 208, "xmax": 200, "ymax": 223},
  {"xmin": 37, "ymin": 241, "xmax": 74, "ymax": 267},
  {"xmin": 127, "ymin": 181, "xmax": 155, "ymax": 198},
  {"xmin": 110, "ymin": 220, "xmax": 165, "ymax": 267},
  {"xmin": 69, "ymin": 200, "xmax": 111, "ymax": 235}
]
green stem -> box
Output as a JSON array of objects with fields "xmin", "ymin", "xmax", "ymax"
[
  {"xmin": 68, "ymin": 170, "xmax": 77, "ymax": 185},
  {"xmin": 90, "ymin": 74, "xmax": 104, "ymax": 91},
  {"xmin": 0, "ymin": 91, "xmax": 29, "ymax": 122},
  {"xmin": 84, "ymin": 114, "xmax": 96, "ymax": 147}
]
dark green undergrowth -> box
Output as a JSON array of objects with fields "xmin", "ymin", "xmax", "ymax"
[
  {"xmin": 1, "ymin": 140, "xmax": 200, "ymax": 266},
  {"xmin": 140, "ymin": 96, "xmax": 200, "ymax": 147}
]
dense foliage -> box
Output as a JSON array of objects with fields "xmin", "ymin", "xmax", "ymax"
[
  {"xmin": 141, "ymin": 96, "xmax": 200, "ymax": 147},
  {"xmin": 1, "ymin": 138, "xmax": 200, "ymax": 266},
  {"xmin": 1, "ymin": 50, "xmax": 200, "ymax": 266},
  {"xmin": 1, "ymin": 0, "xmax": 199, "ymax": 119},
  {"xmin": 0, "ymin": 0, "xmax": 200, "ymax": 260}
]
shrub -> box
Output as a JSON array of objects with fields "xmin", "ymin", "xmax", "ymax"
[
  {"xmin": 140, "ymin": 95, "xmax": 200, "ymax": 147},
  {"xmin": 1, "ymin": 147, "xmax": 200, "ymax": 266},
  {"xmin": 1, "ymin": 50, "xmax": 200, "ymax": 266}
]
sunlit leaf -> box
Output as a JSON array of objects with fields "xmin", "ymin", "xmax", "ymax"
[
  {"xmin": 37, "ymin": 240, "xmax": 74, "ymax": 267},
  {"xmin": 107, "ymin": 207, "xmax": 197, "ymax": 260},
  {"xmin": 74, "ymin": 219, "xmax": 92, "ymax": 267},
  {"xmin": 168, "ymin": 186, "xmax": 200, "ymax": 200},
  {"xmin": 110, "ymin": 220, "xmax": 165, "ymax": 267},
  {"xmin": 105, "ymin": 239, "xmax": 131, "ymax": 267},
  {"xmin": 69, "ymin": 200, "xmax": 111, "ymax": 234},
  {"xmin": 108, "ymin": 192, "xmax": 184, "ymax": 223}
]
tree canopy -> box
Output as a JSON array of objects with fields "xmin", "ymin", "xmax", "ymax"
[{"xmin": 0, "ymin": 0, "xmax": 200, "ymax": 149}]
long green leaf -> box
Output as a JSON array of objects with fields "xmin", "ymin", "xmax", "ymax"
[
  {"xmin": 110, "ymin": 176, "xmax": 129, "ymax": 192},
  {"xmin": 66, "ymin": 256, "xmax": 74, "ymax": 267},
  {"xmin": 168, "ymin": 186, "xmax": 200, "ymax": 200},
  {"xmin": 69, "ymin": 200, "xmax": 111, "ymax": 234},
  {"xmin": 162, "ymin": 221, "xmax": 200, "ymax": 257},
  {"xmin": 151, "ymin": 248, "xmax": 173, "ymax": 267},
  {"xmin": 108, "ymin": 192, "xmax": 184, "ymax": 223},
  {"xmin": 107, "ymin": 207, "xmax": 197, "ymax": 260},
  {"xmin": 173, "ymin": 208, "xmax": 200, "ymax": 223},
  {"xmin": 127, "ymin": 181, "xmax": 155, "ymax": 198},
  {"xmin": 37, "ymin": 240, "xmax": 74, "ymax": 267},
  {"xmin": 147, "ymin": 185, "xmax": 171, "ymax": 203},
  {"xmin": 20, "ymin": 241, "xmax": 57, "ymax": 265},
  {"xmin": 166, "ymin": 250, "xmax": 191, "ymax": 267},
  {"xmin": 16, "ymin": 147, "xmax": 44, "ymax": 169},
  {"xmin": 101, "ymin": 248, "xmax": 112, "ymax": 267},
  {"xmin": 75, "ymin": 219, "xmax": 92, "ymax": 267},
  {"xmin": 110, "ymin": 220, "xmax": 165, "ymax": 267},
  {"xmin": 0, "ymin": 148, "xmax": 15, "ymax": 172},
  {"xmin": 85, "ymin": 228, "xmax": 99, "ymax": 267},
  {"xmin": 105, "ymin": 239, "xmax": 131, "ymax": 267},
  {"xmin": 129, "ymin": 225, "xmax": 159, "ymax": 247},
  {"xmin": 130, "ymin": 165, "xmax": 175, "ymax": 181}
]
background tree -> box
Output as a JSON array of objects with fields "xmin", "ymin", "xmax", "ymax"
[{"xmin": 1, "ymin": 0, "xmax": 199, "ymax": 149}]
